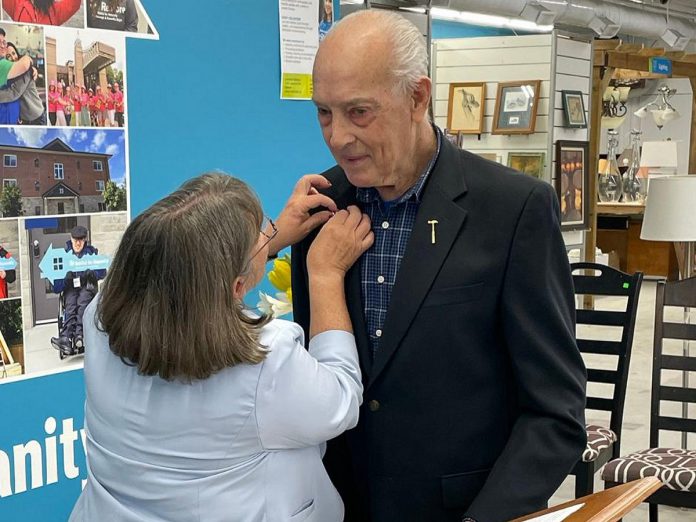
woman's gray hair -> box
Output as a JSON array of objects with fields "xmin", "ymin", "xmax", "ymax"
[
  {"xmin": 97, "ymin": 172, "xmax": 270, "ymax": 382},
  {"xmin": 338, "ymin": 9, "xmax": 429, "ymax": 96}
]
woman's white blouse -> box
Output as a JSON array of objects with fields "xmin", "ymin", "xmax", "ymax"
[{"xmin": 69, "ymin": 300, "xmax": 362, "ymax": 522}]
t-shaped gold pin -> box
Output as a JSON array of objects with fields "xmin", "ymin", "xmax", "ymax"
[{"xmin": 427, "ymin": 220, "xmax": 438, "ymax": 244}]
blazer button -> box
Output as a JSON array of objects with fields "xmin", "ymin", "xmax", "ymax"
[{"xmin": 368, "ymin": 400, "xmax": 380, "ymax": 412}]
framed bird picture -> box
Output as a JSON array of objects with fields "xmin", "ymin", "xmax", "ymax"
[{"xmin": 447, "ymin": 82, "xmax": 486, "ymax": 135}]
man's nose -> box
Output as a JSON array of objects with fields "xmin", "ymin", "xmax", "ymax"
[{"xmin": 328, "ymin": 114, "xmax": 356, "ymax": 150}]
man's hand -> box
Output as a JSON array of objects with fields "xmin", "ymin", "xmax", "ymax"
[{"xmin": 268, "ymin": 174, "xmax": 338, "ymax": 257}]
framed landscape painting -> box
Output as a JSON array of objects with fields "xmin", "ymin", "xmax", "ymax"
[{"xmin": 507, "ymin": 152, "xmax": 546, "ymax": 179}]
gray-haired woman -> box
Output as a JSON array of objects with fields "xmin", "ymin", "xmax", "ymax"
[{"xmin": 69, "ymin": 173, "xmax": 373, "ymax": 522}]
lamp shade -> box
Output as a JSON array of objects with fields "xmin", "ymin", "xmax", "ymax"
[
  {"xmin": 640, "ymin": 140, "xmax": 678, "ymax": 168},
  {"xmin": 641, "ymin": 176, "xmax": 696, "ymax": 241}
]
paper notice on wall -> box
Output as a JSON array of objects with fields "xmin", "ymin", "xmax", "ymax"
[{"xmin": 279, "ymin": 0, "xmax": 322, "ymax": 100}]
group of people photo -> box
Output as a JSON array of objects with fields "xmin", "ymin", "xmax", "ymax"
[
  {"xmin": 68, "ymin": 10, "xmax": 588, "ymax": 522},
  {"xmin": 2, "ymin": 0, "xmax": 142, "ymax": 33},
  {"xmin": 48, "ymin": 80, "xmax": 125, "ymax": 127}
]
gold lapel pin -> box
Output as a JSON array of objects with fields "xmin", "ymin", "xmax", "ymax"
[{"xmin": 427, "ymin": 220, "xmax": 438, "ymax": 244}]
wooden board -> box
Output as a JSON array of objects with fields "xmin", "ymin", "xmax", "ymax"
[{"xmin": 512, "ymin": 477, "xmax": 663, "ymax": 522}]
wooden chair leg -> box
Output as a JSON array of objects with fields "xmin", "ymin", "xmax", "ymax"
[
  {"xmin": 649, "ymin": 503, "xmax": 658, "ymax": 522},
  {"xmin": 574, "ymin": 465, "xmax": 595, "ymax": 498}
]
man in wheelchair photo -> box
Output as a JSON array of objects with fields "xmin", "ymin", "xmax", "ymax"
[{"xmin": 50, "ymin": 226, "xmax": 106, "ymax": 356}]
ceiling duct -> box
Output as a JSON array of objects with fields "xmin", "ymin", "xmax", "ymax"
[{"xmin": 441, "ymin": 0, "xmax": 696, "ymax": 49}]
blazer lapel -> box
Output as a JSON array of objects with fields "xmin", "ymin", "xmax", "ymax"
[
  {"xmin": 328, "ymin": 172, "xmax": 373, "ymax": 378},
  {"xmin": 368, "ymin": 142, "xmax": 468, "ymax": 388}
]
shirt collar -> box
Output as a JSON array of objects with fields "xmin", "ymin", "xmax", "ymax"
[{"xmin": 356, "ymin": 125, "xmax": 442, "ymax": 205}]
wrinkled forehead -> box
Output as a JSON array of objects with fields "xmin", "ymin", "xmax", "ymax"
[{"xmin": 313, "ymin": 46, "xmax": 395, "ymax": 104}]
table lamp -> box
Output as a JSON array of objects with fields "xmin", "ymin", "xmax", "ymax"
[
  {"xmin": 641, "ymin": 175, "xmax": 696, "ymax": 277},
  {"xmin": 640, "ymin": 140, "xmax": 678, "ymax": 176}
]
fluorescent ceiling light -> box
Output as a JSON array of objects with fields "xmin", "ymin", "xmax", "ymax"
[{"xmin": 431, "ymin": 7, "xmax": 554, "ymax": 33}]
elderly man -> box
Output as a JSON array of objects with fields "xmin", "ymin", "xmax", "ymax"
[
  {"xmin": 291, "ymin": 10, "xmax": 586, "ymax": 522},
  {"xmin": 50, "ymin": 226, "xmax": 106, "ymax": 356}
]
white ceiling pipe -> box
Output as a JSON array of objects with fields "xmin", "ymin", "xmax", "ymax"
[
  {"xmin": 447, "ymin": 0, "xmax": 533, "ymax": 19},
  {"xmin": 594, "ymin": 3, "xmax": 669, "ymax": 37},
  {"xmin": 448, "ymin": 0, "xmax": 695, "ymax": 47}
]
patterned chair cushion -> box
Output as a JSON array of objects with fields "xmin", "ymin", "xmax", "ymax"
[
  {"xmin": 602, "ymin": 448, "xmax": 696, "ymax": 492},
  {"xmin": 582, "ymin": 424, "xmax": 618, "ymax": 462}
]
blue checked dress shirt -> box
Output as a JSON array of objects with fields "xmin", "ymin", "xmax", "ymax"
[{"xmin": 356, "ymin": 127, "xmax": 442, "ymax": 356}]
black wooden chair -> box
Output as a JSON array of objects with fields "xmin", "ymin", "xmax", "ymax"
[
  {"xmin": 603, "ymin": 276, "xmax": 696, "ymax": 521},
  {"xmin": 569, "ymin": 262, "xmax": 643, "ymax": 498}
]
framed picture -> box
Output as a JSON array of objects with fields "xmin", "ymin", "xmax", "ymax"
[
  {"xmin": 447, "ymin": 82, "xmax": 486, "ymax": 134},
  {"xmin": 477, "ymin": 152, "xmax": 503, "ymax": 164},
  {"xmin": 507, "ymin": 152, "xmax": 546, "ymax": 179},
  {"xmin": 555, "ymin": 141, "xmax": 590, "ymax": 231},
  {"xmin": 561, "ymin": 90, "xmax": 587, "ymax": 128},
  {"xmin": 492, "ymin": 80, "xmax": 541, "ymax": 135}
]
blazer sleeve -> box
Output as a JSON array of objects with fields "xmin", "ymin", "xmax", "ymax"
[
  {"xmin": 256, "ymin": 324, "xmax": 363, "ymax": 450},
  {"xmin": 466, "ymin": 183, "xmax": 587, "ymax": 522}
]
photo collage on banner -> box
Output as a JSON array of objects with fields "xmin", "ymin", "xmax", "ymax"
[{"xmin": 0, "ymin": 0, "xmax": 157, "ymax": 382}]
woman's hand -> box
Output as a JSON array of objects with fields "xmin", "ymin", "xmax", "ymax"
[
  {"xmin": 307, "ymin": 206, "xmax": 373, "ymax": 279},
  {"xmin": 267, "ymin": 174, "xmax": 338, "ymax": 256}
]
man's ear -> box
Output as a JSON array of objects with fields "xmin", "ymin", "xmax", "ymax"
[
  {"xmin": 411, "ymin": 76, "xmax": 432, "ymax": 123},
  {"xmin": 232, "ymin": 276, "xmax": 246, "ymax": 300}
]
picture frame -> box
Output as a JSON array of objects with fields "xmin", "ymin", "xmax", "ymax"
[
  {"xmin": 561, "ymin": 90, "xmax": 587, "ymax": 128},
  {"xmin": 447, "ymin": 82, "xmax": 486, "ymax": 135},
  {"xmin": 492, "ymin": 80, "xmax": 541, "ymax": 135},
  {"xmin": 443, "ymin": 129, "xmax": 461, "ymax": 148},
  {"xmin": 555, "ymin": 141, "xmax": 590, "ymax": 231},
  {"xmin": 476, "ymin": 152, "xmax": 503, "ymax": 164},
  {"xmin": 507, "ymin": 152, "xmax": 546, "ymax": 179}
]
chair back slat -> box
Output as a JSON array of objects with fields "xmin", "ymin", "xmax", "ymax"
[
  {"xmin": 577, "ymin": 339, "xmax": 622, "ymax": 355},
  {"xmin": 659, "ymin": 386, "xmax": 696, "ymax": 404},
  {"xmin": 576, "ymin": 309, "xmax": 629, "ymax": 327},
  {"xmin": 587, "ymin": 368, "xmax": 619, "ymax": 384},
  {"xmin": 657, "ymin": 416, "xmax": 696, "ymax": 434},
  {"xmin": 586, "ymin": 397, "xmax": 614, "ymax": 411},
  {"xmin": 662, "ymin": 322, "xmax": 696, "ymax": 341},
  {"xmin": 570, "ymin": 262, "xmax": 643, "ymax": 458},
  {"xmin": 661, "ymin": 355, "xmax": 696, "ymax": 372},
  {"xmin": 571, "ymin": 262, "xmax": 638, "ymax": 296},
  {"xmin": 663, "ymin": 276, "xmax": 696, "ymax": 306},
  {"xmin": 650, "ymin": 276, "xmax": 696, "ymax": 448}
]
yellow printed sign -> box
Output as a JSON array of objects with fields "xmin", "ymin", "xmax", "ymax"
[{"xmin": 281, "ymin": 73, "xmax": 314, "ymax": 100}]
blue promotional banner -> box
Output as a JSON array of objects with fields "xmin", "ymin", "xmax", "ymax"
[
  {"xmin": 0, "ymin": 1, "xmax": 158, "ymax": 519},
  {"xmin": 0, "ymin": 370, "xmax": 86, "ymax": 520},
  {"xmin": 38, "ymin": 246, "xmax": 111, "ymax": 284},
  {"xmin": 1, "ymin": 1, "xmax": 345, "ymax": 519}
]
